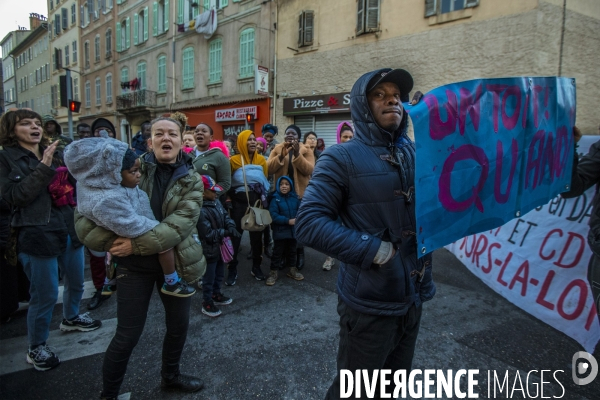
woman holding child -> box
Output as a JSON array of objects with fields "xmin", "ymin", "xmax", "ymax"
[{"xmin": 74, "ymin": 117, "xmax": 207, "ymax": 399}]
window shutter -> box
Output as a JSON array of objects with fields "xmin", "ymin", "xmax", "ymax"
[
  {"xmin": 126, "ymin": 17, "xmax": 130, "ymax": 48},
  {"xmin": 298, "ymin": 12, "xmax": 304, "ymax": 47},
  {"xmin": 116, "ymin": 22, "xmax": 121, "ymax": 51},
  {"xmin": 101, "ymin": 0, "xmax": 106, "ymax": 12},
  {"xmin": 55, "ymin": 15, "xmax": 61, "ymax": 35},
  {"xmin": 465, "ymin": 0, "xmax": 479, "ymax": 8},
  {"xmin": 177, "ymin": 0, "xmax": 184, "ymax": 24},
  {"xmin": 203, "ymin": 0, "xmax": 210, "ymax": 11},
  {"xmin": 89, "ymin": 0, "xmax": 95, "ymax": 16},
  {"xmin": 304, "ymin": 10, "xmax": 314, "ymax": 46},
  {"xmin": 80, "ymin": 6, "xmax": 84, "ymax": 27},
  {"xmin": 164, "ymin": 0, "xmax": 169, "ymax": 31},
  {"xmin": 424, "ymin": 0, "xmax": 437, "ymax": 17},
  {"xmin": 221, "ymin": 0, "xmax": 228, "ymax": 7},
  {"xmin": 134, "ymin": 13, "xmax": 138, "ymax": 45},
  {"xmin": 365, "ymin": 0, "xmax": 379, "ymax": 31},
  {"xmin": 356, "ymin": 0, "xmax": 365, "ymax": 35},
  {"xmin": 153, "ymin": 2, "xmax": 158, "ymax": 36},
  {"xmin": 144, "ymin": 7, "xmax": 149, "ymax": 41},
  {"xmin": 62, "ymin": 8, "xmax": 68, "ymax": 29}
]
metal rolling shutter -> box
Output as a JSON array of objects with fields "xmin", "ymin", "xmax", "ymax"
[
  {"xmin": 315, "ymin": 114, "xmax": 351, "ymax": 149},
  {"xmin": 293, "ymin": 115, "xmax": 315, "ymax": 140}
]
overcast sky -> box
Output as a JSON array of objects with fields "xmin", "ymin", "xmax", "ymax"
[{"xmin": 1, "ymin": 0, "xmax": 48, "ymax": 56}]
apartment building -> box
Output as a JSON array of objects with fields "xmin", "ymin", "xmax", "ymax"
[
  {"xmin": 115, "ymin": 0, "xmax": 275, "ymax": 141},
  {"xmin": 1, "ymin": 28, "xmax": 32, "ymax": 110},
  {"xmin": 79, "ymin": 0, "xmax": 119, "ymax": 136},
  {"xmin": 10, "ymin": 16, "xmax": 53, "ymax": 116},
  {"xmin": 275, "ymin": 0, "xmax": 600, "ymax": 146}
]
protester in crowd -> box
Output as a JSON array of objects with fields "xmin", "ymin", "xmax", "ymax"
[
  {"xmin": 170, "ymin": 111, "xmax": 189, "ymax": 134},
  {"xmin": 296, "ymin": 68, "xmax": 435, "ymax": 399},
  {"xmin": 42, "ymin": 115, "xmax": 73, "ymax": 151},
  {"xmin": 75, "ymin": 116, "xmax": 206, "ymax": 397},
  {"xmin": 316, "ymin": 138, "xmax": 326, "ymax": 154},
  {"xmin": 197, "ymin": 175, "xmax": 239, "ymax": 317},
  {"xmin": 267, "ymin": 125, "xmax": 315, "ymax": 271},
  {"xmin": 321, "ymin": 122, "xmax": 355, "ymax": 271},
  {"xmin": 561, "ymin": 126, "xmax": 600, "ymax": 323},
  {"xmin": 227, "ymin": 130, "xmax": 269, "ymax": 284},
  {"xmin": 0, "ymin": 109, "xmax": 102, "ymax": 372},
  {"xmin": 131, "ymin": 122, "xmax": 151, "ymax": 156},
  {"xmin": 224, "ymin": 138, "xmax": 235, "ymax": 156},
  {"xmin": 262, "ymin": 124, "xmax": 279, "ymax": 157},
  {"xmin": 255, "ymin": 136, "xmax": 273, "ymax": 258},
  {"xmin": 92, "ymin": 118, "xmax": 117, "ymax": 138},
  {"xmin": 256, "ymin": 137, "xmax": 268, "ymax": 160},
  {"xmin": 303, "ymin": 131, "xmax": 320, "ymax": 161},
  {"xmin": 191, "ymin": 123, "xmax": 231, "ymax": 196},
  {"xmin": 64, "ymin": 138, "xmax": 196, "ymax": 298},
  {"xmin": 77, "ymin": 123, "xmax": 92, "ymax": 139},
  {"xmin": 266, "ymin": 176, "xmax": 303, "ymax": 285},
  {"xmin": 182, "ymin": 131, "xmax": 196, "ymax": 153}
]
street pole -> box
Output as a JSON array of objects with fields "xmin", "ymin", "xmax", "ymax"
[{"xmin": 66, "ymin": 68, "xmax": 73, "ymax": 140}]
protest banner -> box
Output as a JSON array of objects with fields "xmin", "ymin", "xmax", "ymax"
[
  {"xmin": 407, "ymin": 77, "xmax": 576, "ymax": 257},
  {"xmin": 445, "ymin": 136, "xmax": 600, "ymax": 353}
]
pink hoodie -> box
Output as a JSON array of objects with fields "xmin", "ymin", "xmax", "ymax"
[
  {"xmin": 209, "ymin": 140, "xmax": 230, "ymax": 158},
  {"xmin": 336, "ymin": 121, "xmax": 354, "ymax": 144}
]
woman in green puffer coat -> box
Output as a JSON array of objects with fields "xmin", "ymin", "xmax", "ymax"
[{"xmin": 74, "ymin": 117, "xmax": 206, "ymax": 399}]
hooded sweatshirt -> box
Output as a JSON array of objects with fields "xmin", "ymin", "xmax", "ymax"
[
  {"xmin": 336, "ymin": 121, "xmax": 354, "ymax": 144},
  {"xmin": 269, "ymin": 176, "xmax": 300, "ymax": 240},
  {"xmin": 63, "ymin": 138, "xmax": 158, "ymax": 238},
  {"xmin": 230, "ymin": 129, "xmax": 268, "ymax": 176},
  {"xmin": 44, "ymin": 118, "xmax": 73, "ymax": 151}
]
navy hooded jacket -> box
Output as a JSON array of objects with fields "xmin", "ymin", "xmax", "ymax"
[
  {"xmin": 296, "ymin": 69, "xmax": 435, "ymax": 316},
  {"xmin": 269, "ymin": 176, "xmax": 300, "ymax": 241}
]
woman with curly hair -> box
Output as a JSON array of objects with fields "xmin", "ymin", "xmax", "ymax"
[{"xmin": 0, "ymin": 109, "xmax": 102, "ymax": 372}]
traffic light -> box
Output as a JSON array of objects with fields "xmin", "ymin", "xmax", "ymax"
[
  {"xmin": 246, "ymin": 113, "xmax": 254, "ymax": 123},
  {"xmin": 69, "ymin": 101, "xmax": 81, "ymax": 113}
]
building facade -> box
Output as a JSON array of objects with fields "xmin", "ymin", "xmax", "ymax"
[
  {"xmin": 115, "ymin": 0, "xmax": 275, "ymax": 142},
  {"xmin": 2, "ymin": 29, "xmax": 32, "ymax": 111},
  {"xmin": 274, "ymin": 0, "xmax": 600, "ymax": 146},
  {"xmin": 79, "ymin": 0, "xmax": 119, "ymax": 137},
  {"xmin": 10, "ymin": 17, "xmax": 52, "ymax": 116},
  {"xmin": 48, "ymin": 0, "xmax": 82, "ymax": 136}
]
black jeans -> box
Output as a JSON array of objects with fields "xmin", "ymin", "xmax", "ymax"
[
  {"xmin": 101, "ymin": 265, "xmax": 191, "ymax": 398},
  {"xmin": 588, "ymin": 253, "xmax": 600, "ymax": 320},
  {"xmin": 229, "ymin": 191, "xmax": 263, "ymax": 269},
  {"xmin": 270, "ymin": 238, "xmax": 297, "ymax": 271},
  {"xmin": 325, "ymin": 298, "xmax": 423, "ymax": 400},
  {"xmin": 202, "ymin": 258, "xmax": 225, "ymax": 302}
]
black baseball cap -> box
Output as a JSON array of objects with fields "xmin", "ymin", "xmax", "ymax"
[{"xmin": 367, "ymin": 68, "xmax": 414, "ymax": 102}]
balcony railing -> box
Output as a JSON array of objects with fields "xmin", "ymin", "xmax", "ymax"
[{"xmin": 116, "ymin": 89, "xmax": 157, "ymax": 111}]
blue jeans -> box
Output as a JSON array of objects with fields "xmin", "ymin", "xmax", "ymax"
[
  {"xmin": 18, "ymin": 235, "xmax": 85, "ymax": 347},
  {"xmin": 202, "ymin": 259, "xmax": 225, "ymax": 302}
]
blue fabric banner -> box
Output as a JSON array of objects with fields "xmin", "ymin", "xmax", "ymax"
[{"xmin": 407, "ymin": 77, "xmax": 576, "ymax": 257}]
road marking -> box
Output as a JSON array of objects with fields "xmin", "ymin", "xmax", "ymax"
[
  {"xmin": 0, "ymin": 318, "xmax": 117, "ymax": 376},
  {"xmin": 16, "ymin": 281, "xmax": 97, "ymax": 312}
]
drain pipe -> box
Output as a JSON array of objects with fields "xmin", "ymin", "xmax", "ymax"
[{"xmin": 558, "ymin": 0, "xmax": 567, "ymax": 76}]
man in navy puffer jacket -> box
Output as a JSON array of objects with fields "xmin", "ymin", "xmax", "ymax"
[{"xmin": 296, "ymin": 68, "xmax": 435, "ymax": 399}]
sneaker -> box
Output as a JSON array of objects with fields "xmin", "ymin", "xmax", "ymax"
[
  {"xmin": 101, "ymin": 284, "xmax": 116, "ymax": 296},
  {"xmin": 161, "ymin": 280, "xmax": 196, "ymax": 297},
  {"xmin": 201, "ymin": 301, "xmax": 222, "ymax": 317},
  {"xmin": 323, "ymin": 257, "xmax": 335, "ymax": 271},
  {"xmin": 26, "ymin": 344, "xmax": 60, "ymax": 371},
  {"xmin": 266, "ymin": 270, "xmax": 278, "ymax": 286},
  {"xmin": 212, "ymin": 293, "xmax": 233, "ymax": 305},
  {"xmin": 59, "ymin": 313, "xmax": 102, "ymax": 332},
  {"xmin": 225, "ymin": 268, "xmax": 237, "ymax": 286},
  {"xmin": 287, "ymin": 267, "xmax": 304, "ymax": 281},
  {"xmin": 251, "ymin": 266, "xmax": 266, "ymax": 281}
]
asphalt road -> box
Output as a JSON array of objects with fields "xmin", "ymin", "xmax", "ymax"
[{"xmin": 0, "ymin": 237, "xmax": 598, "ymax": 400}]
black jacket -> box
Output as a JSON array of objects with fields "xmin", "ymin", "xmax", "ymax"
[
  {"xmin": 269, "ymin": 176, "xmax": 300, "ymax": 241},
  {"xmin": 296, "ymin": 69, "xmax": 435, "ymax": 316},
  {"xmin": 197, "ymin": 199, "xmax": 236, "ymax": 263}
]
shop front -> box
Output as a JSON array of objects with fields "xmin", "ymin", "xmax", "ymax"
[
  {"xmin": 182, "ymin": 97, "xmax": 271, "ymax": 142},
  {"xmin": 283, "ymin": 92, "xmax": 352, "ymax": 148}
]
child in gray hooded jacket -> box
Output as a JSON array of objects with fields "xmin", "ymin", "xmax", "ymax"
[{"xmin": 64, "ymin": 138, "xmax": 195, "ymax": 297}]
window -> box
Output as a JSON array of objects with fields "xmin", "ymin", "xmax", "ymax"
[
  {"xmin": 74, "ymin": 77, "xmax": 79, "ymax": 101},
  {"xmin": 121, "ymin": 67, "xmax": 129, "ymax": 85},
  {"xmin": 298, "ymin": 10, "xmax": 314, "ymax": 47},
  {"xmin": 178, "ymin": 0, "xmax": 199, "ymax": 24},
  {"xmin": 106, "ymin": 74, "xmax": 113, "ymax": 103},
  {"xmin": 137, "ymin": 62, "xmax": 147, "ymax": 90},
  {"xmin": 94, "ymin": 35, "xmax": 100, "ymax": 62},
  {"xmin": 84, "ymin": 41, "xmax": 90, "ymax": 67},
  {"xmin": 45, "ymin": 63, "xmax": 50, "ymax": 80},
  {"xmin": 65, "ymin": 45, "xmax": 69, "ymax": 65},
  {"xmin": 239, "ymin": 28, "xmax": 254, "ymax": 78},
  {"xmin": 85, "ymin": 81, "xmax": 91, "ymax": 107},
  {"xmin": 55, "ymin": 14, "xmax": 61, "ymax": 35},
  {"xmin": 356, "ymin": 0, "xmax": 379, "ymax": 35},
  {"xmin": 51, "ymin": 85, "xmax": 58, "ymax": 108},
  {"xmin": 106, "ymin": 30, "xmax": 112, "ymax": 57},
  {"xmin": 50, "ymin": 0, "xmax": 54, "ymax": 10},
  {"xmin": 71, "ymin": 4, "xmax": 76, "ymax": 24},
  {"xmin": 95, "ymin": 77, "xmax": 101, "ymax": 105},
  {"xmin": 157, "ymin": 55, "xmax": 166, "ymax": 92},
  {"xmin": 117, "ymin": 18, "xmax": 130, "ymax": 51},
  {"xmin": 81, "ymin": 4, "xmax": 89, "ymax": 27},
  {"xmin": 62, "ymin": 8, "xmax": 68, "ymax": 30},
  {"xmin": 208, "ymin": 38, "xmax": 222, "ymax": 83},
  {"xmin": 425, "ymin": 0, "xmax": 480, "ymax": 16},
  {"xmin": 153, "ymin": 0, "xmax": 169, "ymax": 36},
  {"xmin": 134, "ymin": 7, "xmax": 149, "ymax": 45},
  {"xmin": 182, "ymin": 47, "xmax": 194, "ymax": 89},
  {"xmin": 72, "ymin": 40, "xmax": 77, "ymax": 63}
]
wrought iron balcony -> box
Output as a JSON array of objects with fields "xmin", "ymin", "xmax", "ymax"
[{"xmin": 116, "ymin": 90, "xmax": 157, "ymax": 111}]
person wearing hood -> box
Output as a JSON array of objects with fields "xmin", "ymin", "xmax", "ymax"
[
  {"xmin": 266, "ymin": 176, "xmax": 303, "ymax": 286},
  {"xmin": 131, "ymin": 122, "xmax": 151, "ymax": 155},
  {"xmin": 42, "ymin": 116, "xmax": 73, "ymax": 151},
  {"xmin": 91, "ymin": 118, "xmax": 116, "ymax": 138},
  {"xmin": 336, "ymin": 121, "xmax": 354, "ymax": 143},
  {"xmin": 227, "ymin": 129, "xmax": 269, "ymax": 284},
  {"xmin": 191, "ymin": 123, "xmax": 231, "ymax": 195},
  {"xmin": 74, "ymin": 117, "xmax": 207, "ymax": 398},
  {"xmin": 295, "ymin": 68, "xmax": 435, "ymax": 399},
  {"xmin": 262, "ymin": 123, "xmax": 279, "ymax": 157}
]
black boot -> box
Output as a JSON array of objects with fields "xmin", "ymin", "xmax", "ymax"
[
  {"xmin": 251, "ymin": 265, "xmax": 266, "ymax": 281},
  {"xmin": 161, "ymin": 373, "xmax": 204, "ymax": 393},
  {"xmin": 296, "ymin": 247, "xmax": 305, "ymax": 271},
  {"xmin": 87, "ymin": 290, "xmax": 109, "ymax": 310},
  {"xmin": 225, "ymin": 266, "xmax": 238, "ymax": 286}
]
